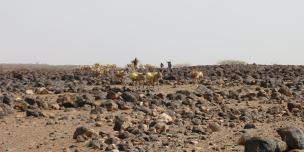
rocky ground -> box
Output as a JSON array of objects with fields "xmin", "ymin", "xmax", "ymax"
[{"xmin": 1, "ymin": 64, "xmax": 304, "ymax": 152}]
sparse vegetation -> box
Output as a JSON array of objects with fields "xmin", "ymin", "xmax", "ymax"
[
  {"xmin": 217, "ymin": 60, "xmax": 247, "ymax": 65},
  {"xmin": 173, "ymin": 63, "xmax": 192, "ymax": 68}
]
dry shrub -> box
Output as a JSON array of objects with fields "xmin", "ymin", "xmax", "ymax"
[
  {"xmin": 217, "ymin": 60, "xmax": 247, "ymax": 65},
  {"xmin": 173, "ymin": 63, "xmax": 192, "ymax": 68}
]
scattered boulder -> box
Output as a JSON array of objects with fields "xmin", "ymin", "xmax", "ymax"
[
  {"xmin": 26, "ymin": 109, "xmax": 44, "ymax": 117},
  {"xmin": 113, "ymin": 115, "xmax": 128, "ymax": 131},
  {"xmin": 287, "ymin": 102, "xmax": 302, "ymax": 112},
  {"xmin": 116, "ymin": 100, "xmax": 131, "ymax": 110},
  {"xmin": 244, "ymin": 123, "xmax": 256, "ymax": 129},
  {"xmin": 278, "ymin": 86, "xmax": 293, "ymax": 97},
  {"xmin": 57, "ymin": 94, "xmax": 77, "ymax": 108},
  {"xmin": 25, "ymin": 89, "xmax": 34, "ymax": 95},
  {"xmin": 73, "ymin": 126, "xmax": 98, "ymax": 141},
  {"xmin": 238, "ymin": 133, "xmax": 252, "ymax": 145},
  {"xmin": 154, "ymin": 121, "xmax": 169, "ymax": 133},
  {"xmin": 158, "ymin": 113, "xmax": 173, "ymax": 124},
  {"xmin": 36, "ymin": 97, "xmax": 49, "ymax": 109},
  {"xmin": 24, "ymin": 97, "xmax": 36, "ymax": 106},
  {"xmin": 208, "ymin": 122, "xmax": 221, "ymax": 132},
  {"xmin": 36, "ymin": 87, "xmax": 50, "ymax": 94},
  {"xmin": 121, "ymin": 92, "xmax": 138, "ymax": 102},
  {"xmin": 0, "ymin": 103, "xmax": 13, "ymax": 117},
  {"xmin": 117, "ymin": 143, "xmax": 130, "ymax": 151},
  {"xmin": 76, "ymin": 93, "xmax": 95, "ymax": 107},
  {"xmin": 91, "ymin": 107, "xmax": 103, "ymax": 114},
  {"xmin": 106, "ymin": 91, "xmax": 118, "ymax": 100},
  {"xmin": 277, "ymin": 127, "xmax": 304, "ymax": 149},
  {"xmin": 244, "ymin": 76, "xmax": 256, "ymax": 85},
  {"xmin": 88, "ymin": 139, "xmax": 102, "ymax": 149},
  {"xmin": 102, "ymin": 100, "xmax": 118, "ymax": 111},
  {"xmin": 2, "ymin": 94, "xmax": 14, "ymax": 107},
  {"xmin": 244, "ymin": 137, "xmax": 285, "ymax": 152}
]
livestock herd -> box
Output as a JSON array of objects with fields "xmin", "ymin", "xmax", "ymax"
[{"xmin": 76, "ymin": 58, "xmax": 204, "ymax": 89}]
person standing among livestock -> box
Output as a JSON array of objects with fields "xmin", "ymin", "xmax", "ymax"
[
  {"xmin": 160, "ymin": 62, "xmax": 164, "ymax": 69},
  {"xmin": 167, "ymin": 61, "xmax": 172, "ymax": 70},
  {"xmin": 167, "ymin": 61, "xmax": 173, "ymax": 74},
  {"xmin": 160, "ymin": 62, "xmax": 164, "ymax": 73},
  {"xmin": 132, "ymin": 57, "xmax": 139, "ymax": 70}
]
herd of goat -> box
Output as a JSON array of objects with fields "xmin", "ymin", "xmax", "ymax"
[{"xmin": 76, "ymin": 59, "xmax": 204, "ymax": 89}]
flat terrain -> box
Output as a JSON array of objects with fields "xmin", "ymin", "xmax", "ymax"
[{"xmin": 1, "ymin": 64, "xmax": 304, "ymax": 152}]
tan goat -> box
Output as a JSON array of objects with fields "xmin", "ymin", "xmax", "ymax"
[
  {"xmin": 129, "ymin": 71, "xmax": 146, "ymax": 90},
  {"xmin": 146, "ymin": 72, "xmax": 163, "ymax": 90},
  {"xmin": 190, "ymin": 70, "xmax": 204, "ymax": 86},
  {"xmin": 115, "ymin": 70, "xmax": 127, "ymax": 85}
]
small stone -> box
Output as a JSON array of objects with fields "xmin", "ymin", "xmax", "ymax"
[
  {"xmin": 113, "ymin": 115, "xmax": 127, "ymax": 131},
  {"xmin": 201, "ymin": 135, "xmax": 208, "ymax": 140},
  {"xmin": 46, "ymin": 120, "xmax": 55, "ymax": 125},
  {"xmin": 154, "ymin": 121, "xmax": 169, "ymax": 133},
  {"xmin": 76, "ymin": 135, "xmax": 86, "ymax": 142},
  {"xmin": 2, "ymin": 94, "xmax": 14, "ymax": 107},
  {"xmin": 208, "ymin": 122, "xmax": 221, "ymax": 132},
  {"xmin": 191, "ymin": 118, "xmax": 201, "ymax": 125},
  {"xmin": 88, "ymin": 139, "xmax": 101, "ymax": 149},
  {"xmin": 62, "ymin": 148, "xmax": 71, "ymax": 152},
  {"xmin": 106, "ymin": 91, "xmax": 118, "ymax": 100},
  {"xmin": 244, "ymin": 123, "xmax": 256, "ymax": 129},
  {"xmin": 26, "ymin": 109, "xmax": 44, "ymax": 117},
  {"xmin": 102, "ymin": 100, "xmax": 118, "ymax": 111},
  {"xmin": 26, "ymin": 90, "xmax": 34, "ymax": 95},
  {"xmin": 117, "ymin": 143, "xmax": 130, "ymax": 151},
  {"xmin": 73, "ymin": 126, "xmax": 98, "ymax": 141},
  {"xmin": 105, "ymin": 136, "xmax": 119, "ymax": 145},
  {"xmin": 36, "ymin": 87, "xmax": 50, "ymax": 94},
  {"xmin": 287, "ymin": 102, "xmax": 302, "ymax": 112},
  {"xmin": 50, "ymin": 103, "xmax": 60, "ymax": 110},
  {"xmin": 192, "ymin": 126, "xmax": 205, "ymax": 134},
  {"xmin": 190, "ymin": 140, "xmax": 198, "ymax": 145},
  {"xmin": 158, "ymin": 113, "xmax": 173, "ymax": 124},
  {"xmin": 90, "ymin": 107, "xmax": 103, "ymax": 114},
  {"xmin": 117, "ymin": 131, "xmax": 130, "ymax": 139},
  {"xmin": 121, "ymin": 92, "xmax": 137, "ymax": 102},
  {"xmin": 95, "ymin": 122, "xmax": 102, "ymax": 127},
  {"xmin": 149, "ymin": 134, "xmax": 159, "ymax": 141}
]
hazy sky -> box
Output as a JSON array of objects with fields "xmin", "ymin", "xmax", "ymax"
[{"xmin": 1, "ymin": 1, "xmax": 304, "ymax": 66}]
